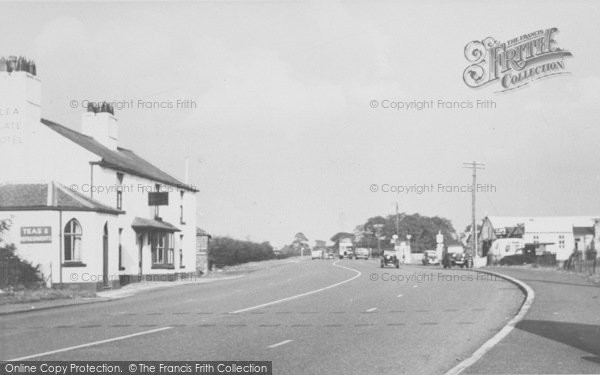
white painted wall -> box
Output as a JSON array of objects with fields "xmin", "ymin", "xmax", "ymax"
[
  {"xmin": 0, "ymin": 210, "xmax": 119, "ymax": 287},
  {"xmin": 1, "ymin": 69, "xmax": 198, "ymax": 283},
  {"xmin": 522, "ymin": 232, "xmax": 574, "ymax": 261}
]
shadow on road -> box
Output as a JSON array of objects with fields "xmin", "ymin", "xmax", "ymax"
[
  {"xmin": 516, "ymin": 278, "xmax": 600, "ymax": 289},
  {"xmin": 516, "ymin": 320, "xmax": 600, "ymax": 364}
]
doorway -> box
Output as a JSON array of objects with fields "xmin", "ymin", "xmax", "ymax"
[{"xmin": 103, "ymin": 222, "xmax": 109, "ymax": 288}]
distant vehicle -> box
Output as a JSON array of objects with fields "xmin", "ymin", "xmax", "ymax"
[
  {"xmin": 489, "ymin": 238, "xmax": 525, "ymax": 262},
  {"xmin": 325, "ymin": 251, "xmax": 335, "ymax": 259},
  {"xmin": 451, "ymin": 252, "xmax": 468, "ymax": 268},
  {"xmin": 311, "ymin": 249, "xmax": 324, "ymax": 260},
  {"xmin": 442, "ymin": 245, "xmax": 465, "ymax": 268},
  {"xmin": 500, "ymin": 244, "xmax": 540, "ymax": 265},
  {"xmin": 422, "ymin": 250, "xmax": 439, "ymax": 265},
  {"xmin": 339, "ymin": 241, "xmax": 354, "ymax": 259},
  {"xmin": 380, "ymin": 249, "xmax": 399, "ymax": 268},
  {"xmin": 355, "ymin": 247, "xmax": 370, "ymax": 260}
]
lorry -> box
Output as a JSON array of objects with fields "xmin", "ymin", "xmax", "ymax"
[{"xmin": 339, "ymin": 239, "xmax": 354, "ymax": 259}]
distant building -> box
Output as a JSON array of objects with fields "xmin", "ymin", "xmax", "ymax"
[
  {"xmin": 0, "ymin": 57, "xmax": 198, "ymax": 289},
  {"xmin": 196, "ymin": 227, "xmax": 211, "ymax": 273},
  {"xmin": 479, "ymin": 216, "xmax": 599, "ymax": 261}
]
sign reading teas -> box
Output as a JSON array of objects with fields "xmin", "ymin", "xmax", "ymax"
[{"xmin": 20, "ymin": 226, "xmax": 52, "ymax": 243}]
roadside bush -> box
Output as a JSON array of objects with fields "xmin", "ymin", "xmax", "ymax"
[
  {"xmin": 0, "ymin": 219, "xmax": 43, "ymax": 289},
  {"xmin": 209, "ymin": 236, "xmax": 275, "ymax": 267},
  {"xmin": 1, "ymin": 243, "xmax": 43, "ymax": 289}
]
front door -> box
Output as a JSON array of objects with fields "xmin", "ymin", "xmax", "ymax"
[{"xmin": 103, "ymin": 223, "xmax": 109, "ymax": 288}]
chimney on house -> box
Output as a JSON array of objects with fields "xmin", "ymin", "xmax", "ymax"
[
  {"xmin": 81, "ymin": 102, "xmax": 118, "ymax": 150},
  {"xmin": 0, "ymin": 56, "xmax": 41, "ymax": 125}
]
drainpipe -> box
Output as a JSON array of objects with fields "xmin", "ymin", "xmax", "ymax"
[
  {"xmin": 89, "ymin": 162, "xmax": 96, "ymax": 199},
  {"xmin": 59, "ymin": 210, "xmax": 63, "ymax": 286}
]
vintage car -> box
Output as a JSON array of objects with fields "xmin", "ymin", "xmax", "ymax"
[
  {"xmin": 355, "ymin": 247, "xmax": 370, "ymax": 260},
  {"xmin": 380, "ymin": 249, "xmax": 399, "ymax": 268},
  {"xmin": 500, "ymin": 245, "xmax": 537, "ymax": 265},
  {"xmin": 422, "ymin": 250, "xmax": 439, "ymax": 265}
]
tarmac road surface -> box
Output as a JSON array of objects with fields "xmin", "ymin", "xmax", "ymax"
[{"xmin": 0, "ymin": 259, "xmax": 524, "ymax": 375}]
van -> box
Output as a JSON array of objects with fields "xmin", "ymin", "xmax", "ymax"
[{"xmin": 489, "ymin": 238, "xmax": 525, "ymax": 260}]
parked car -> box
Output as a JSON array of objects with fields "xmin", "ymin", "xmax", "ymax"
[
  {"xmin": 442, "ymin": 245, "xmax": 466, "ymax": 268},
  {"xmin": 380, "ymin": 249, "xmax": 399, "ymax": 268},
  {"xmin": 451, "ymin": 252, "xmax": 468, "ymax": 268},
  {"xmin": 355, "ymin": 247, "xmax": 370, "ymax": 260},
  {"xmin": 311, "ymin": 249, "xmax": 324, "ymax": 260},
  {"xmin": 422, "ymin": 250, "xmax": 439, "ymax": 265},
  {"xmin": 500, "ymin": 246, "xmax": 537, "ymax": 266}
]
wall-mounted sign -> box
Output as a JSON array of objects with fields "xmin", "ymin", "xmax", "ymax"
[
  {"xmin": 20, "ymin": 226, "xmax": 52, "ymax": 243},
  {"xmin": 148, "ymin": 192, "xmax": 169, "ymax": 206}
]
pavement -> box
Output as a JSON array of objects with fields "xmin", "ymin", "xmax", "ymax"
[
  {"xmin": 464, "ymin": 267, "xmax": 600, "ymax": 374},
  {"xmin": 0, "ymin": 259, "xmax": 524, "ymax": 375},
  {"xmin": 0, "ymin": 274, "xmax": 246, "ymax": 316}
]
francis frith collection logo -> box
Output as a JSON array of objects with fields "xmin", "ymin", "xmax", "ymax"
[{"xmin": 463, "ymin": 28, "xmax": 573, "ymax": 92}]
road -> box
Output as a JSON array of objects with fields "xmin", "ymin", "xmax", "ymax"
[{"xmin": 1, "ymin": 259, "xmax": 524, "ymax": 374}]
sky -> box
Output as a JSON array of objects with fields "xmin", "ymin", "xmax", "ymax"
[{"xmin": 2, "ymin": 0, "xmax": 599, "ymax": 246}]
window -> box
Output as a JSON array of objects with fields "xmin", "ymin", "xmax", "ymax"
[
  {"xmin": 116, "ymin": 173, "xmax": 124, "ymax": 210},
  {"xmin": 64, "ymin": 219, "xmax": 82, "ymax": 262},
  {"xmin": 151, "ymin": 232, "xmax": 174, "ymax": 266},
  {"xmin": 559, "ymin": 235, "xmax": 565, "ymax": 249},
  {"xmin": 533, "ymin": 235, "xmax": 539, "ymax": 244}
]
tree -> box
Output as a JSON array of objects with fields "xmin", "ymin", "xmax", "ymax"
[
  {"xmin": 359, "ymin": 213, "xmax": 457, "ymax": 253},
  {"xmin": 292, "ymin": 232, "xmax": 310, "ymax": 256},
  {"xmin": 0, "ymin": 219, "xmax": 42, "ymax": 289},
  {"xmin": 329, "ymin": 232, "xmax": 355, "ymax": 249}
]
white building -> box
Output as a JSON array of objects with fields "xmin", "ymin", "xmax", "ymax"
[
  {"xmin": 479, "ymin": 216, "xmax": 599, "ymax": 262},
  {"xmin": 0, "ymin": 57, "xmax": 198, "ymax": 289}
]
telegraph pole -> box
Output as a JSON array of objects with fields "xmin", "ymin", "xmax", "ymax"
[
  {"xmin": 463, "ymin": 161, "xmax": 485, "ymax": 262},
  {"xmin": 395, "ymin": 202, "xmax": 399, "ymax": 236}
]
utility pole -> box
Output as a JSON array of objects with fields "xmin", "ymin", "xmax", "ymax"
[
  {"xmin": 395, "ymin": 202, "xmax": 399, "ymax": 236},
  {"xmin": 463, "ymin": 161, "xmax": 485, "ymax": 262}
]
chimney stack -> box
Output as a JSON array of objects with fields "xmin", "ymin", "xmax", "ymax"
[
  {"xmin": 0, "ymin": 56, "xmax": 41, "ymax": 127},
  {"xmin": 81, "ymin": 102, "xmax": 118, "ymax": 150}
]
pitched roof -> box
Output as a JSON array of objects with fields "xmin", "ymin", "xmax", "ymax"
[
  {"xmin": 41, "ymin": 119, "xmax": 198, "ymax": 192},
  {"xmin": 486, "ymin": 216, "xmax": 599, "ymax": 233},
  {"xmin": 0, "ymin": 182, "xmax": 123, "ymax": 214},
  {"xmin": 132, "ymin": 217, "xmax": 180, "ymax": 232},
  {"xmin": 196, "ymin": 227, "xmax": 212, "ymax": 237}
]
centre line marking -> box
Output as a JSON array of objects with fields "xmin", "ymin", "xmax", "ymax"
[
  {"xmin": 6, "ymin": 327, "xmax": 173, "ymax": 361},
  {"xmin": 366, "ymin": 307, "xmax": 378, "ymax": 312},
  {"xmin": 268, "ymin": 340, "xmax": 293, "ymax": 349},
  {"xmin": 397, "ymin": 294, "xmax": 403, "ymax": 298},
  {"xmin": 229, "ymin": 260, "xmax": 361, "ymax": 314}
]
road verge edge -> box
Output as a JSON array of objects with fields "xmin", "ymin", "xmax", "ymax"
[{"xmin": 443, "ymin": 268, "xmax": 535, "ymax": 375}]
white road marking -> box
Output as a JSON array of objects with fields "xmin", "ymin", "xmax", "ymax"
[
  {"xmin": 230, "ymin": 260, "xmax": 362, "ymax": 314},
  {"xmin": 397, "ymin": 294, "xmax": 403, "ymax": 298},
  {"xmin": 444, "ymin": 270, "xmax": 535, "ymax": 375},
  {"xmin": 366, "ymin": 307, "xmax": 378, "ymax": 312},
  {"xmin": 412, "ymin": 285, "xmax": 418, "ymax": 288},
  {"xmin": 268, "ymin": 339, "xmax": 293, "ymax": 348},
  {"xmin": 6, "ymin": 327, "xmax": 173, "ymax": 361}
]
